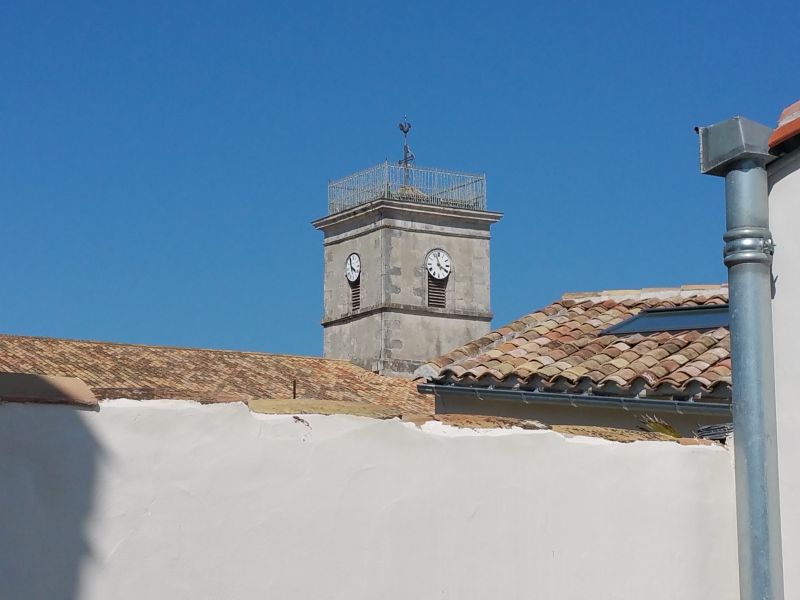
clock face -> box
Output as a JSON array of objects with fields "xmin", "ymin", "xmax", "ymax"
[
  {"xmin": 345, "ymin": 253, "xmax": 361, "ymax": 282},
  {"xmin": 426, "ymin": 249, "xmax": 452, "ymax": 280}
]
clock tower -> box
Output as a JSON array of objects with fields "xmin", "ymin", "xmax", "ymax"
[{"xmin": 312, "ymin": 123, "xmax": 502, "ymax": 377}]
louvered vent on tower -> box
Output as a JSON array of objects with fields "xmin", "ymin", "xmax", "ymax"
[
  {"xmin": 427, "ymin": 274, "xmax": 447, "ymax": 308},
  {"xmin": 350, "ymin": 279, "xmax": 361, "ymax": 311}
]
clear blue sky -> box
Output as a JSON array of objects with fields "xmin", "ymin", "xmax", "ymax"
[{"xmin": 2, "ymin": 1, "xmax": 797, "ymax": 355}]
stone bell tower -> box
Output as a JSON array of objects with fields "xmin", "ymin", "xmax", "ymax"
[{"xmin": 312, "ymin": 121, "xmax": 502, "ymax": 377}]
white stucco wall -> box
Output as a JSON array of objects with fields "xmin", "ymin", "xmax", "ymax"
[
  {"xmin": 0, "ymin": 400, "xmax": 737, "ymax": 600},
  {"xmin": 769, "ymin": 150, "xmax": 800, "ymax": 598}
]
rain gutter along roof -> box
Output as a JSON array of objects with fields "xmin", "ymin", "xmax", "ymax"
[{"xmin": 418, "ymin": 384, "xmax": 732, "ymax": 417}]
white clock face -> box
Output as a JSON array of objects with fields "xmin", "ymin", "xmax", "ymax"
[
  {"xmin": 345, "ymin": 253, "xmax": 361, "ymax": 282},
  {"xmin": 426, "ymin": 249, "xmax": 452, "ymax": 280}
]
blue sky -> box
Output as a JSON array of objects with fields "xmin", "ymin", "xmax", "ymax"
[{"xmin": 2, "ymin": 1, "xmax": 798, "ymax": 355}]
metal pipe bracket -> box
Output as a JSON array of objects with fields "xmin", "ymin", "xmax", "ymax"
[{"xmin": 724, "ymin": 226, "xmax": 775, "ymax": 266}]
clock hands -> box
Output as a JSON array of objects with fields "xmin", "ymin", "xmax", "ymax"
[
  {"xmin": 345, "ymin": 253, "xmax": 360, "ymax": 281},
  {"xmin": 435, "ymin": 255, "xmax": 449, "ymax": 275}
]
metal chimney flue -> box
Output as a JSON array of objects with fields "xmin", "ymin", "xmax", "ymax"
[{"xmin": 698, "ymin": 117, "xmax": 784, "ymax": 600}]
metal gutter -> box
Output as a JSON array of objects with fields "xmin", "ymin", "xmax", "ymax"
[
  {"xmin": 698, "ymin": 116, "xmax": 784, "ymax": 600},
  {"xmin": 417, "ymin": 384, "xmax": 732, "ymax": 417}
]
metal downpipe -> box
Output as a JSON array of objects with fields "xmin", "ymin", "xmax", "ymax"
[
  {"xmin": 697, "ymin": 117, "xmax": 785, "ymax": 597},
  {"xmin": 724, "ymin": 159, "xmax": 784, "ymax": 600}
]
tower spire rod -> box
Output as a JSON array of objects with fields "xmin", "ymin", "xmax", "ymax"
[{"xmin": 398, "ymin": 117, "xmax": 414, "ymax": 186}]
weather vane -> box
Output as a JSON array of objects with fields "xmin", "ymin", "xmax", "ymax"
[{"xmin": 398, "ymin": 117, "xmax": 415, "ymax": 185}]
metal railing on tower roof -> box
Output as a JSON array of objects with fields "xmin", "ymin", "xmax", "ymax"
[{"xmin": 327, "ymin": 162, "xmax": 487, "ymax": 215}]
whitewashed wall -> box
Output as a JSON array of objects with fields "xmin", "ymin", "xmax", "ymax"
[
  {"xmin": 0, "ymin": 400, "xmax": 737, "ymax": 600},
  {"xmin": 769, "ymin": 150, "xmax": 800, "ymax": 598}
]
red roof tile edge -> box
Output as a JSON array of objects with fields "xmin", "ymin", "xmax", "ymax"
[{"xmin": 769, "ymin": 100, "xmax": 800, "ymax": 151}]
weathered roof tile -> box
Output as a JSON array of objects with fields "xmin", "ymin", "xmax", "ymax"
[
  {"xmin": 420, "ymin": 286, "xmax": 731, "ymax": 398},
  {"xmin": 0, "ymin": 335, "xmax": 430, "ymax": 414}
]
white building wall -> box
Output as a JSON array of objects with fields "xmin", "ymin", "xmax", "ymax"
[
  {"xmin": 0, "ymin": 400, "xmax": 737, "ymax": 600},
  {"xmin": 768, "ymin": 150, "xmax": 800, "ymax": 598}
]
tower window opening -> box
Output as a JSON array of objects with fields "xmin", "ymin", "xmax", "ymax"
[
  {"xmin": 350, "ymin": 279, "xmax": 361, "ymax": 311},
  {"xmin": 428, "ymin": 273, "xmax": 447, "ymax": 308}
]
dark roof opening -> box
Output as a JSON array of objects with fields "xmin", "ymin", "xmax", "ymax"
[{"xmin": 603, "ymin": 305, "xmax": 729, "ymax": 335}]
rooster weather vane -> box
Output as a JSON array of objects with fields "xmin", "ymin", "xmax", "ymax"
[{"xmin": 398, "ymin": 117, "xmax": 415, "ymax": 186}]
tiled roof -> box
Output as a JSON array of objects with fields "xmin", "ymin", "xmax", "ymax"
[
  {"xmin": 418, "ymin": 285, "xmax": 731, "ymax": 399},
  {"xmin": 0, "ymin": 334, "xmax": 430, "ymax": 415},
  {"xmin": 769, "ymin": 99, "xmax": 800, "ymax": 154},
  {"xmin": 0, "ymin": 333, "xmax": 703, "ymax": 442}
]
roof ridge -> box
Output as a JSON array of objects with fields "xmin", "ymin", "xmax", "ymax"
[
  {"xmin": 0, "ymin": 332, "xmax": 346, "ymax": 364},
  {"xmin": 562, "ymin": 284, "xmax": 728, "ymax": 303}
]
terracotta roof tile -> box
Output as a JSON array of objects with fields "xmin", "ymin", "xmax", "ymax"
[
  {"xmin": 420, "ymin": 285, "xmax": 731, "ymax": 399},
  {"xmin": 769, "ymin": 99, "xmax": 800, "ymax": 153},
  {"xmin": 0, "ymin": 334, "xmax": 429, "ymax": 414}
]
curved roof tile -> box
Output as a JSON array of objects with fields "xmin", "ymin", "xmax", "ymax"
[
  {"xmin": 419, "ymin": 285, "xmax": 731, "ymax": 399},
  {"xmin": 0, "ymin": 334, "xmax": 429, "ymax": 414}
]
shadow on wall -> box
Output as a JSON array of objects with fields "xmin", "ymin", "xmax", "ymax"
[{"xmin": 0, "ymin": 374, "xmax": 102, "ymax": 600}]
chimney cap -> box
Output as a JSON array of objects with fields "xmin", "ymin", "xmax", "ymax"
[{"xmin": 768, "ymin": 100, "xmax": 800, "ymax": 155}]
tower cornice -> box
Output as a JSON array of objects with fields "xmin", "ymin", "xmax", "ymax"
[{"xmin": 312, "ymin": 198, "xmax": 502, "ymax": 232}]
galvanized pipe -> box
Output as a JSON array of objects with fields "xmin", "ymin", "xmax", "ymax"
[
  {"xmin": 698, "ymin": 116, "xmax": 784, "ymax": 599},
  {"xmin": 724, "ymin": 159, "xmax": 784, "ymax": 600}
]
